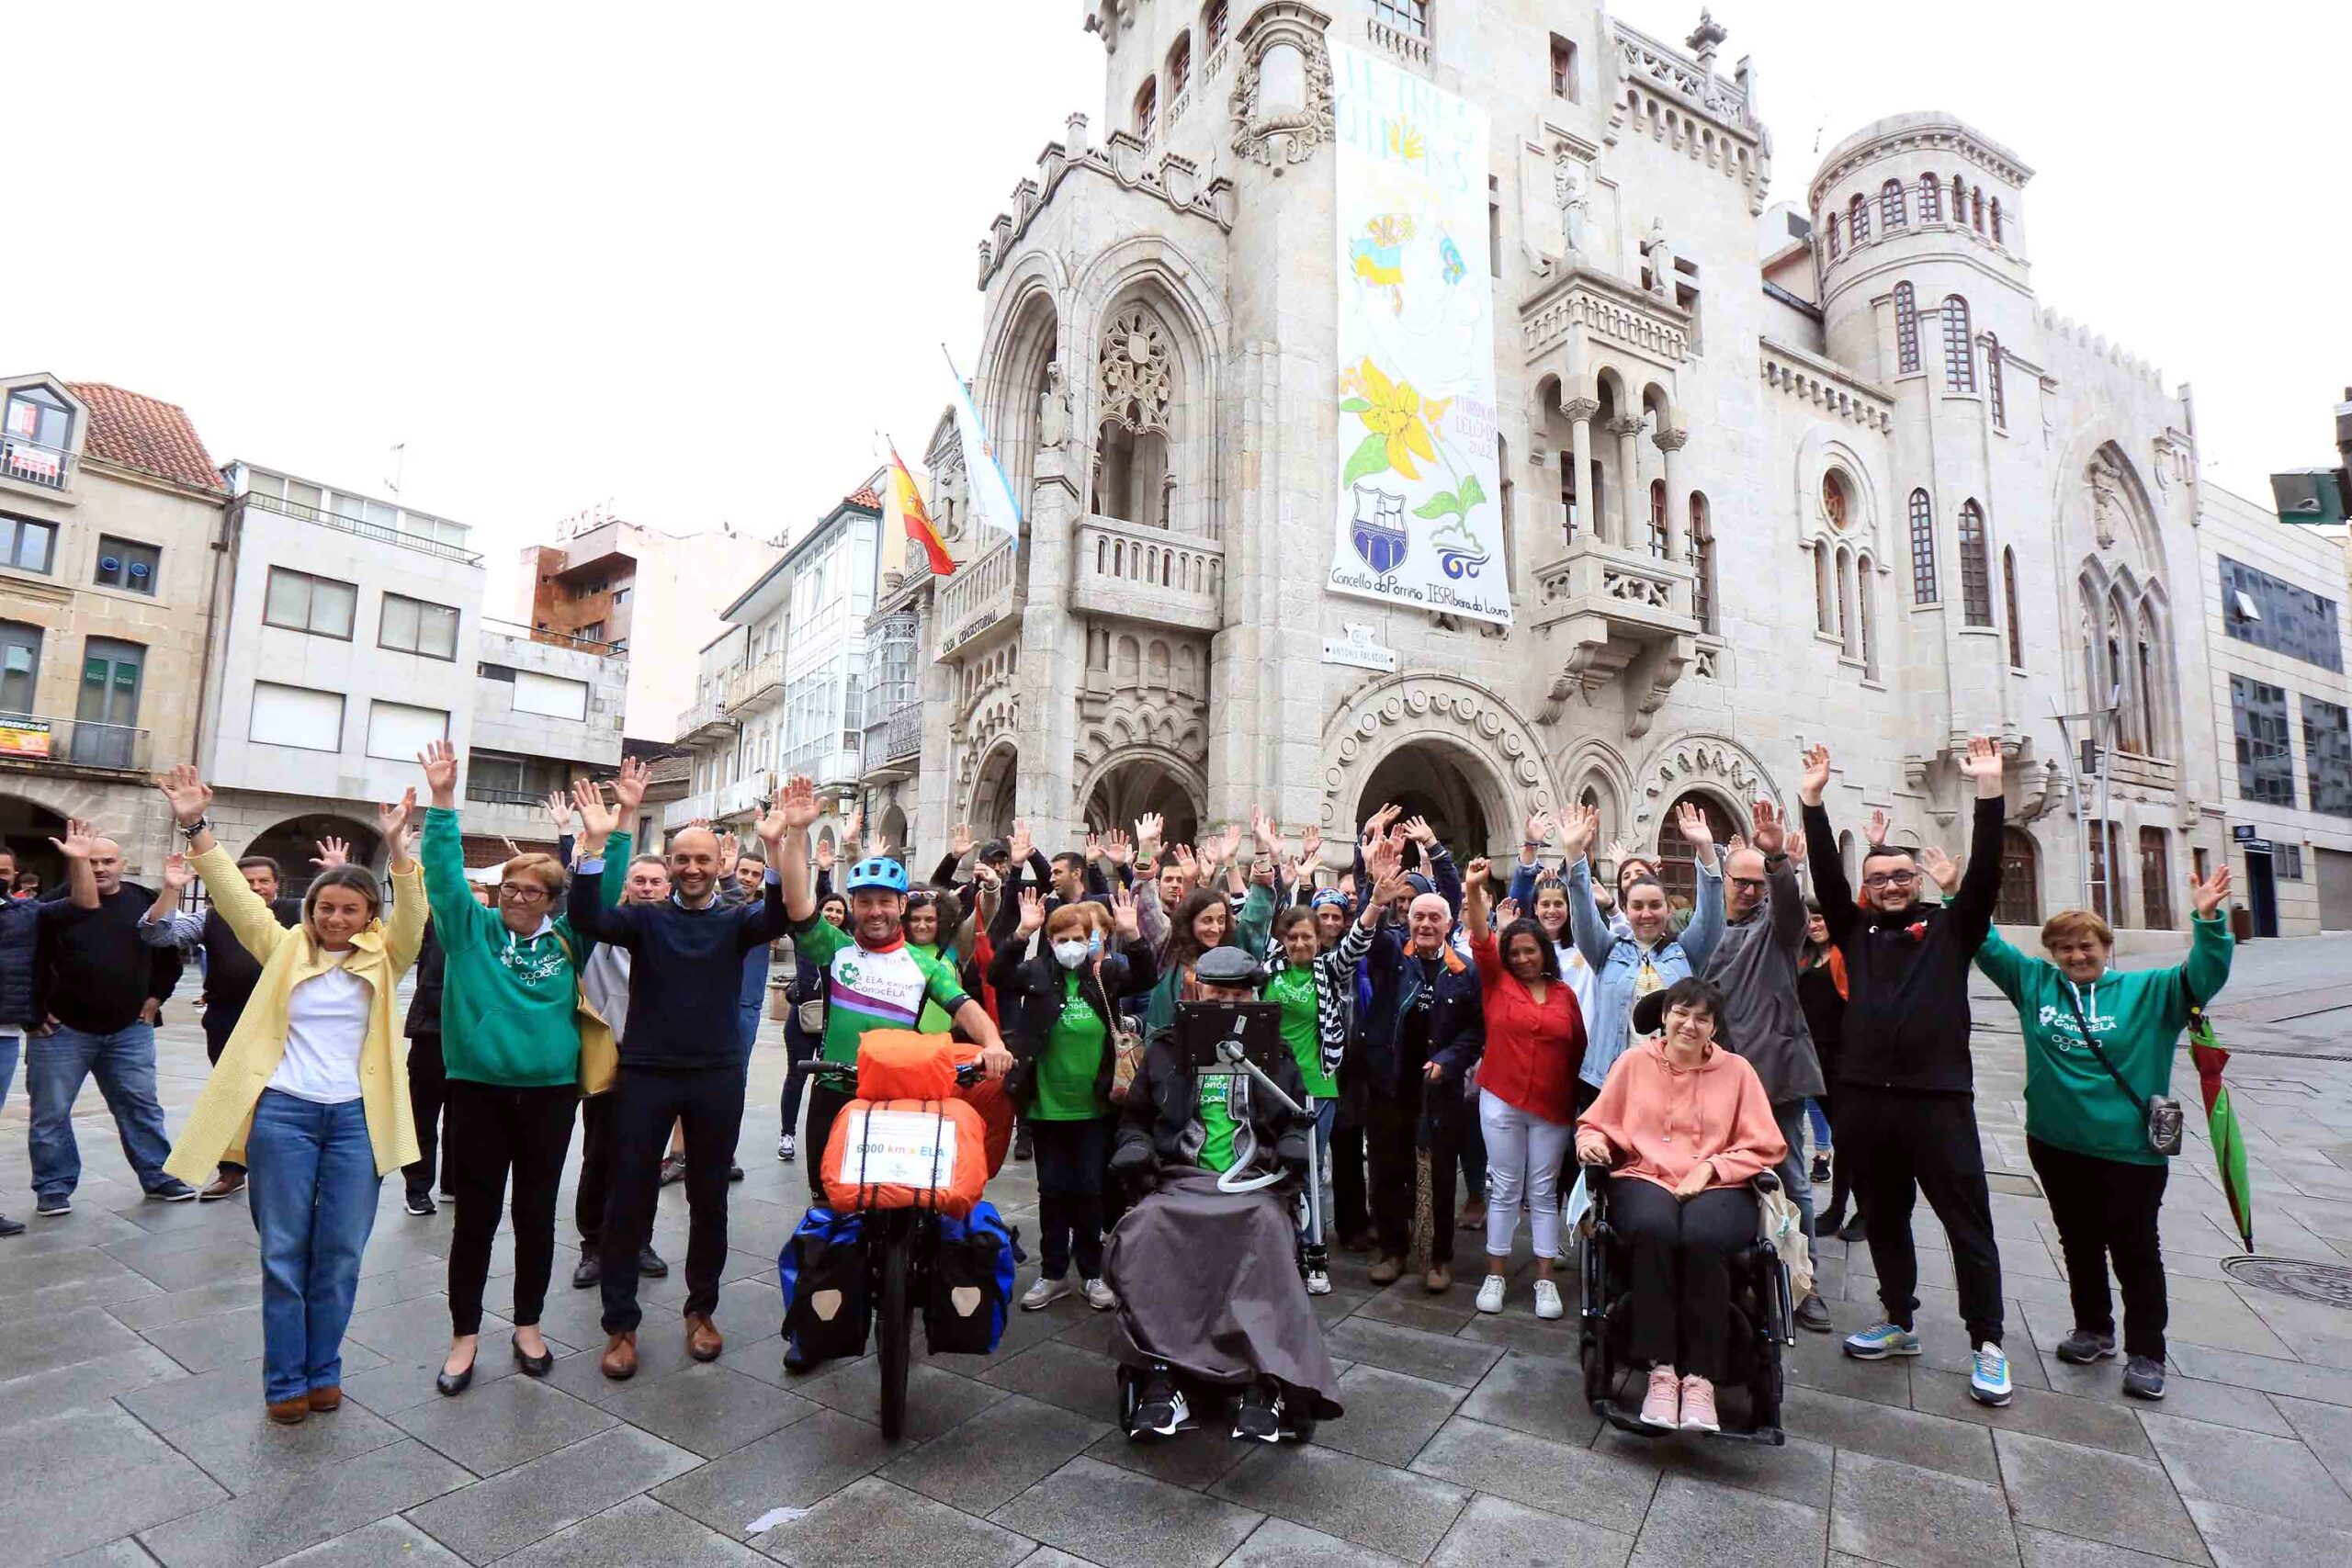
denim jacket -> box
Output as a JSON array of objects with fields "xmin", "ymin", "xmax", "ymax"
[{"xmin": 1566, "ymin": 856, "xmax": 1724, "ymax": 1089}]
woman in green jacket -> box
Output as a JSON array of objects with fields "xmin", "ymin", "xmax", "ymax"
[{"xmin": 1973, "ymin": 859, "xmax": 2233, "ymax": 1404}]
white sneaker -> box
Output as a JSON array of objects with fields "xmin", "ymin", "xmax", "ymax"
[
  {"xmin": 1020, "ymin": 1276, "xmax": 1070, "ymax": 1311},
  {"xmin": 1475, "ymin": 1275, "xmax": 1505, "ymax": 1314},
  {"xmin": 1082, "ymin": 1278, "xmax": 1116, "ymax": 1312},
  {"xmin": 1305, "ymin": 1267, "xmax": 1332, "ymax": 1296},
  {"xmin": 1532, "ymin": 1279, "xmax": 1565, "ymax": 1320}
]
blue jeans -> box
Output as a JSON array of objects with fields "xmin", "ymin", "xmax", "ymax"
[
  {"xmin": 1773, "ymin": 1099, "xmax": 1819, "ymax": 1270},
  {"xmin": 1805, "ymin": 1098, "xmax": 1832, "ymax": 1152},
  {"xmin": 28, "ymin": 1022, "xmax": 173, "ymax": 1198},
  {"xmin": 0, "ymin": 1031, "xmax": 17, "ymax": 1111},
  {"xmin": 246, "ymin": 1090, "xmax": 381, "ymax": 1403}
]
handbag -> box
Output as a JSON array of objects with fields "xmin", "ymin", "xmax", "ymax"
[
  {"xmin": 549, "ymin": 930, "xmax": 620, "ymax": 1097},
  {"xmin": 1093, "ymin": 953, "xmax": 1148, "ymax": 1105},
  {"xmin": 2059, "ymin": 984, "xmax": 2182, "ymax": 1157}
]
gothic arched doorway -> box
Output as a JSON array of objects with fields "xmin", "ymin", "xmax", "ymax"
[
  {"xmin": 246, "ymin": 813, "xmax": 382, "ymax": 900},
  {"xmin": 0, "ymin": 793, "xmax": 68, "ymax": 897},
  {"xmin": 1656, "ymin": 790, "xmax": 1741, "ymax": 914},
  {"xmin": 1082, "ymin": 754, "xmax": 1201, "ymax": 850},
  {"xmin": 1356, "ymin": 742, "xmax": 1498, "ymax": 865},
  {"xmin": 967, "ymin": 742, "xmax": 1018, "ymax": 840}
]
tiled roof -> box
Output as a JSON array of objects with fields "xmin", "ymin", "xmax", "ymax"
[
  {"xmin": 844, "ymin": 485, "xmax": 883, "ymax": 511},
  {"xmin": 65, "ymin": 381, "xmax": 226, "ymax": 493}
]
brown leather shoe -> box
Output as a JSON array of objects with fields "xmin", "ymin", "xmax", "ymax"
[
  {"xmin": 200, "ymin": 1171, "xmax": 245, "ymax": 1202},
  {"xmin": 599, "ymin": 1331, "xmax": 639, "ymax": 1380},
  {"xmin": 306, "ymin": 1385, "xmax": 342, "ymax": 1413},
  {"xmin": 685, "ymin": 1313, "xmax": 723, "ymax": 1362},
  {"xmin": 1365, "ymin": 1256, "xmax": 1401, "ymax": 1285},
  {"xmin": 1424, "ymin": 1263, "xmax": 1453, "ymax": 1294},
  {"xmin": 266, "ymin": 1396, "xmax": 309, "ymax": 1425}
]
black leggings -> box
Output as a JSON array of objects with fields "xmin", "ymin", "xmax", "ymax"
[
  {"xmin": 1611, "ymin": 1179, "xmax": 1754, "ymax": 1384},
  {"xmin": 444, "ymin": 1080, "xmax": 577, "ymax": 1336},
  {"xmin": 2029, "ymin": 1136, "xmax": 2168, "ymax": 1360},
  {"xmin": 1030, "ymin": 1115, "xmax": 1114, "ymax": 1280},
  {"xmin": 403, "ymin": 1031, "xmax": 447, "ymax": 1197}
]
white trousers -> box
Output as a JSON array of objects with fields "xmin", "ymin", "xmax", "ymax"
[{"xmin": 1479, "ymin": 1089, "xmax": 1576, "ymax": 1260}]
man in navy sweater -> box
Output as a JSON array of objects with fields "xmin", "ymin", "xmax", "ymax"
[{"xmin": 568, "ymin": 761, "xmax": 794, "ymax": 1379}]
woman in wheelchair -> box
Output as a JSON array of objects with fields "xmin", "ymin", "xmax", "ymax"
[
  {"xmin": 1576, "ymin": 977, "xmax": 1787, "ymax": 1434},
  {"xmin": 1103, "ymin": 946, "xmax": 1344, "ymax": 1445}
]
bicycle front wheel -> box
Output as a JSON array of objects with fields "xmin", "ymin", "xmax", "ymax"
[{"xmin": 877, "ymin": 1223, "xmax": 911, "ymax": 1440}]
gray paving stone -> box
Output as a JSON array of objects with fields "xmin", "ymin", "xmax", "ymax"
[
  {"xmin": 1319, "ymin": 1320, "xmax": 1500, "ymax": 1389},
  {"xmin": 0, "ymin": 1244, "xmax": 165, "ymax": 1309},
  {"xmin": 135, "ymin": 1437, "xmax": 469, "ymax": 1568},
  {"xmin": 797, "ymin": 1356, "xmax": 1009, "ymax": 1443},
  {"xmin": 2018, "ymin": 1527, "xmax": 2201, "ymax": 1568},
  {"xmin": 1452, "ymin": 1309, "xmax": 1584, "ymax": 1360},
  {"xmin": 486, "ymin": 1494, "xmax": 770, "ymax": 1568},
  {"xmin": 651, "ymin": 1408, "xmax": 898, "ymax": 1536},
  {"xmin": 1011, "ymin": 1549, "xmax": 1102, "ymax": 1568},
  {"xmin": 1349, "ymin": 1287, "xmax": 1477, "ymax": 1337},
  {"xmin": 1591, "ymin": 1427, "xmax": 1838, "ymax": 1511},
  {"xmin": 1308, "ymin": 1363, "xmax": 1462, "ymax": 1467},
  {"xmin": 137, "ymin": 1303, "xmax": 269, "ymax": 1375},
  {"xmin": 978, "ymin": 1338, "xmax": 1125, "ymax": 1423},
  {"xmin": 160, "ymin": 1399, "xmax": 408, "ymax": 1494},
  {"xmin": 757, "ymin": 1475, "xmax": 1035, "ymax": 1568},
  {"xmin": 340, "ymin": 1300, "xmax": 509, "ymax": 1368},
  {"xmin": 541, "ymin": 1322, "xmax": 719, "ymax": 1404},
  {"xmin": 2166, "ymin": 1343, "xmax": 2352, "ymax": 1407},
  {"xmin": 997, "ymin": 1456, "xmax": 1262, "ymax": 1568},
  {"xmin": 333, "ymin": 1325, "xmax": 535, "ymax": 1415},
  {"xmin": 2038, "ymin": 1361, "xmax": 2296, "ymax": 1435},
  {"xmin": 0, "ymin": 1404, "xmax": 228, "ymax": 1564},
  {"xmin": 1992, "ymin": 1430, "xmax": 2208, "ymax": 1564},
  {"xmin": 1221, "ymin": 1517, "xmax": 1408, "ymax": 1567},
  {"xmin": 1908, "ymin": 1366, "xmax": 2156, "ymax": 1457},
  {"xmin": 2182, "ymin": 1498, "xmax": 2352, "ymax": 1568},
  {"xmin": 1629, "ymin": 1472, "xmax": 1827, "ymax": 1568},
  {"xmin": 1410, "ymin": 1415, "xmax": 1657, "ymax": 1536},
  {"xmin": 0, "ymin": 1343, "xmax": 187, "ymax": 1427},
  {"xmin": 104, "ymin": 1276, "xmax": 265, "ymax": 1333},
  {"xmin": 1779, "ymin": 1384, "xmax": 1999, "ymax": 1483},
  {"xmin": 1781, "ymin": 1327, "xmax": 1915, "ymax": 1407},
  {"xmin": 51, "ymin": 1540, "xmax": 166, "ymax": 1568},
  {"xmin": 2269, "ymin": 1393, "xmax": 2352, "ymax": 1495},
  {"xmin": 2137, "ymin": 1412, "xmax": 2352, "ymax": 1531},
  {"xmin": 1427, "ymin": 1494, "xmax": 1634, "ymax": 1568},
  {"xmin": 1081, "ymin": 1423, "xmax": 1254, "ymax": 1492},
  {"xmin": 387, "ymin": 1372, "xmax": 620, "ymax": 1475},
  {"xmin": 598, "ymin": 1360, "xmax": 816, "ymax": 1459},
  {"xmin": 882, "ymin": 1393, "xmax": 1110, "ymax": 1514},
  {"xmin": 267, "ymin": 1517, "xmax": 470, "ymax": 1567},
  {"xmin": 1827, "ymin": 1450, "xmax": 2019, "ymax": 1568},
  {"xmin": 1457, "ymin": 1350, "xmax": 1604, "ymax": 1446},
  {"xmin": 0, "ymin": 1303, "xmax": 154, "ymax": 1378},
  {"xmin": 1216, "ymin": 1441, "xmax": 1469, "ymax": 1559},
  {"xmin": 113, "ymin": 1247, "xmax": 262, "ymax": 1296},
  {"xmin": 401, "ymin": 1425, "xmax": 701, "ymax": 1563}
]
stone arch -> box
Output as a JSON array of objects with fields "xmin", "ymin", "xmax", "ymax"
[
  {"xmin": 1079, "ymin": 749, "xmax": 1205, "ymax": 849},
  {"xmin": 1792, "ymin": 425, "xmax": 1885, "ymax": 552},
  {"xmin": 964, "ymin": 737, "xmax": 1021, "ymax": 840},
  {"xmin": 0, "ymin": 791, "xmax": 68, "ymax": 895},
  {"xmin": 1629, "ymin": 729, "xmax": 1784, "ymax": 848},
  {"xmin": 1317, "ymin": 673, "xmax": 1557, "ymax": 856},
  {"xmin": 247, "ymin": 812, "xmax": 384, "ymax": 898},
  {"xmin": 1639, "ymin": 378, "xmax": 1680, "ymax": 440},
  {"xmin": 1656, "ymin": 786, "xmax": 1743, "ymax": 909},
  {"xmin": 877, "ymin": 803, "xmax": 910, "ymax": 860},
  {"xmin": 976, "ymin": 276, "xmax": 1064, "ymax": 531},
  {"xmin": 1069, "ymin": 239, "xmax": 1227, "ymax": 542},
  {"xmin": 1555, "ymin": 737, "xmax": 1637, "ymax": 844}
]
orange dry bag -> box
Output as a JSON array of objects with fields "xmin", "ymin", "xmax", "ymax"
[{"xmin": 820, "ymin": 1097, "xmax": 989, "ymax": 1218}]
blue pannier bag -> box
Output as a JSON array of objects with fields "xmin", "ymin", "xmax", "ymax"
[
  {"xmin": 778, "ymin": 1207, "xmax": 869, "ymax": 1362},
  {"xmin": 923, "ymin": 1200, "xmax": 1020, "ymax": 1355}
]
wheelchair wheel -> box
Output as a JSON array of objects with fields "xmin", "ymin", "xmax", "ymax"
[
  {"xmin": 877, "ymin": 1226, "xmax": 910, "ymax": 1440},
  {"xmin": 1115, "ymin": 1364, "xmax": 1141, "ymax": 1431}
]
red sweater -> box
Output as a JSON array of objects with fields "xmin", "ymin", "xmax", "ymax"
[{"xmin": 1467, "ymin": 931, "xmax": 1587, "ymax": 1124}]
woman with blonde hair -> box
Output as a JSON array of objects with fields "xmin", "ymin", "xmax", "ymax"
[{"xmin": 158, "ymin": 766, "xmax": 424, "ymax": 1424}]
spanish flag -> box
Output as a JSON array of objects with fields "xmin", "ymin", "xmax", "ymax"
[{"xmin": 885, "ymin": 444, "xmax": 955, "ymax": 578}]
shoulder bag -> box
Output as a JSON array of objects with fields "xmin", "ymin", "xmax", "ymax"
[{"xmin": 2059, "ymin": 983, "xmax": 2182, "ymax": 1157}]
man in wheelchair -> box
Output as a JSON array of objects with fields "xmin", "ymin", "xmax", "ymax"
[
  {"xmin": 1103, "ymin": 946, "xmax": 1344, "ymax": 1445},
  {"xmin": 1576, "ymin": 977, "xmax": 1789, "ymax": 1436}
]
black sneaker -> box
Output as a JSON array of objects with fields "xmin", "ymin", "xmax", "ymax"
[
  {"xmin": 1812, "ymin": 1153, "xmax": 1833, "ymax": 1184},
  {"xmin": 0, "ymin": 1213, "xmax": 24, "ymax": 1237},
  {"xmin": 1838, "ymin": 1213, "xmax": 1868, "ymax": 1243},
  {"xmin": 2122, "ymin": 1356, "xmax": 2166, "ymax": 1400},
  {"xmin": 639, "ymin": 1245, "xmax": 669, "ymax": 1278},
  {"xmin": 146, "ymin": 1179, "xmax": 198, "ymax": 1203},
  {"xmin": 35, "ymin": 1192, "xmax": 71, "ymax": 1218},
  {"xmin": 405, "ymin": 1189, "xmax": 437, "ymax": 1217},
  {"xmin": 1793, "ymin": 1293, "xmax": 1836, "ymax": 1334},
  {"xmin": 1233, "ymin": 1378, "xmax": 1284, "ymax": 1443},
  {"xmin": 571, "ymin": 1251, "xmax": 601, "ymax": 1289},
  {"xmin": 2055, "ymin": 1327, "xmax": 2117, "ymax": 1365},
  {"xmin": 1013, "ymin": 1125, "xmax": 1034, "ymax": 1162},
  {"xmin": 1128, "ymin": 1364, "xmax": 1188, "ymax": 1440},
  {"xmin": 728, "ymin": 1163, "xmax": 744, "ymax": 1183}
]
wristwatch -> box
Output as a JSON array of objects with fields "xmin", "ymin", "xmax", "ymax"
[{"xmin": 178, "ymin": 816, "xmax": 209, "ymax": 838}]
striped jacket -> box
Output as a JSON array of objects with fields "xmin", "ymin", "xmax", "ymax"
[{"xmin": 1261, "ymin": 919, "xmax": 1373, "ymax": 1084}]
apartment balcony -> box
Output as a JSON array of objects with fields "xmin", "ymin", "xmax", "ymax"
[
  {"xmin": 661, "ymin": 788, "xmax": 718, "ymax": 832},
  {"xmin": 673, "ymin": 692, "xmax": 734, "ymax": 747},
  {"xmin": 934, "ymin": 537, "xmax": 1023, "ymax": 658},
  {"xmin": 1529, "ymin": 533, "xmax": 1700, "ymax": 739},
  {"xmin": 725, "ymin": 650, "xmax": 784, "ymax": 716},
  {"xmin": 1070, "ymin": 515, "xmax": 1224, "ymax": 633},
  {"xmin": 1, "ymin": 434, "xmax": 75, "ymax": 492},
  {"xmin": 0, "ymin": 713, "xmax": 151, "ymax": 775},
  {"xmin": 234, "ymin": 490, "xmax": 484, "ymax": 565},
  {"xmin": 2108, "ymin": 750, "xmax": 2180, "ymax": 795},
  {"xmin": 861, "ymin": 702, "xmax": 923, "ymax": 784}
]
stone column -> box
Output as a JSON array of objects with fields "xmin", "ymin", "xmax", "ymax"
[
  {"xmin": 1563, "ymin": 396, "xmax": 1599, "ymax": 541},
  {"xmin": 1013, "ymin": 444, "xmax": 1086, "ymax": 849},
  {"xmin": 1654, "ymin": 427, "xmax": 1689, "ymax": 558},
  {"xmin": 1607, "ymin": 416, "xmax": 1643, "ymax": 543}
]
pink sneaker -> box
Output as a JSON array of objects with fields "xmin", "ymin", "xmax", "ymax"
[
  {"xmin": 1639, "ymin": 1365, "xmax": 1681, "ymax": 1428},
  {"xmin": 1679, "ymin": 1373, "xmax": 1720, "ymax": 1433}
]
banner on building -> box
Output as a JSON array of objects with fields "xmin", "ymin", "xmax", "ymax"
[
  {"xmin": 1326, "ymin": 43, "xmax": 1508, "ymax": 626},
  {"xmin": 0, "ymin": 716, "xmax": 51, "ymax": 759}
]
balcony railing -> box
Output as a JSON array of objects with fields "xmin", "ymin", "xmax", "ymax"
[
  {"xmin": 236, "ymin": 490, "xmax": 484, "ymax": 565},
  {"xmin": 661, "ymin": 788, "xmax": 717, "ymax": 831},
  {"xmin": 935, "ymin": 536, "xmax": 1023, "ymax": 655},
  {"xmin": 479, "ymin": 616, "xmax": 622, "ymax": 657},
  {"xmin": 1071, "ymin": 515, "xmax": 1224, "ymax": 633},
  {"xmin": 1364, "ymin": 14, "xmax": 1432, "ymax": 66},
  {"xmin": 1, "ymin": 435, "xmax": 74, "ymax": 491},
  {"xmin": 1529, "ymin": 533, "xmax": 1700, "ymax": 739},
  {"xmin": 861, "ymin": 702, "xmax": 923, "ymax": 783},
  {"xmin": 725, "ymin": 649, "xmax": 785, "ymax": 715},
  {"xmin": 673, "ymin": 691, "xmax": 733, "ymax": 746},
  {"xmin": 0, "ymin": 713, "xmax": 151, "ymax": 773}
]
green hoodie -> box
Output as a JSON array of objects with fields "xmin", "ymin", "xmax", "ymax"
[
  {"xmin": 423, "ymin": 806, "xmax": 628, "ymax": 1088},
  {"xmin": 1974, "ymin": 913, "xmax": 2233, "ymax": 1166}
]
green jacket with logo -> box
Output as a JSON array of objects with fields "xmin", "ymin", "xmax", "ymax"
[{"xmin": 1973, "ymin": 913, "xmax": 2233, "ymax": 1166}]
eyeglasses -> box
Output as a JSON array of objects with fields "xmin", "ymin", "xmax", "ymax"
[
  {"xmin": 1861, "ymin": 870, "xmax": 1920, "ymax": 888},
  {"xmin": 499, "ymin": 883, "xmax": 550, "ymax": 903},
  {"xmin": 1728, "ymin": 876, "xmax": 1768, "ymax": 892},
  {"xmin": 904, "ymin": 891, "xmax": 938, "ymax": 908}
]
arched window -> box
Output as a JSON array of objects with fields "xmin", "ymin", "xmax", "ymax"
[
  {"xmin": 1134, "ymin": 76, "xmax": 1158, "ymax": 139},
  {"xmin": 1858, "ymin": 552, "xmax": 1879, "ymax": 677},
  {"xmin": 2107, "ymin": 592, "xmax": 2135, "ymax": 750},
  {"xmin": 1908, "ymin": 489, "xmax": 1939, "ymax": 604},
  {"xmin": 1689, "ymin": 491, "xmax": 1715, "ymax": 635},
  {"xmin": 1657, "ymin": 792, "xmax": 1738, "ymax": 910},
  {"xmin": 1894, "ymin": 281, "xmax": 1920, "ymax": 374},
  {"xmin": 2137, "ymin": 604, "xmax": 2165, "ymax": 756},
  {"xmin": 1881, "ymin": 178, "xmax": 1906, "ymax": 230},
  {"xmin": 1647, "ymin": 479, "xmax": 1669, "ymax": 558},
  {"xmin": 1990, "ymin": 197, "xmax": 2004, "ymax": 245},
  {"xmin": 1996, "ymin": 828, "xmax": 2041, "ymax": 926},
  {"xmin": 1986, "ymin": 333, "xmax": 2006, "ymax": 427},
  {"xmin": 1838, "ymin": 546, "xmax": 1859, "ymax": 658},
  {"xmin": 1972, "ymin": 187, "xmax": 1985, "ymax": 232},
  {"xmin": 1167, "ymin": 34, "xmax": 1192, "ymax": 97},
  {"xmin": 1825, "ymin": 209, "xmax": 1840, "ymax": 259},
  {"xmin": 1918, "ymin": 175, "xmax": 1941, "ymax": 221},
  {"xmin": 1848, "ymin": 193, "xmax": 1870, "ymax": 245},
  {"xmin": 2003, "ymin": 547, "xmax": 2023, "ymax": 667},
  {"xmin": 1942, "ymin": 295, "xmax": 1975, "ymax": 391},
  {"xmin": 1815, "ymin": 542, "xmax": 1837, "ymax": 636},
  {"xmin": 1958, "ymin": 501, "xmax": 1992, "ymax": 626},
  {"xmin": 1204, "ymin": 0, "xmax": 1229, "ymax": 51}
]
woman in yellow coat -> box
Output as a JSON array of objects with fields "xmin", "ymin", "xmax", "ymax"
[{"xmin": 158, "ymin": 765, "xmax": 425, "ymax": 1425}]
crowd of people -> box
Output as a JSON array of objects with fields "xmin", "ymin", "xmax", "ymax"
[{"xmin": 0, "ymin": 732, "xmax": 2237, "ymax": 1436}]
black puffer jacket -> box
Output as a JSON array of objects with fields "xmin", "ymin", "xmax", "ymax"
[
  {"xmin": 0, "ymin": 897, "xmax": 41, "ymax": 1029},
  {"xmin": 989, "ymin": 939, "xmax": 1159, "ymax": 1111},
  {"xmin": 403, "ymin": 918, "xmax": 447, "ymax": 1039}
]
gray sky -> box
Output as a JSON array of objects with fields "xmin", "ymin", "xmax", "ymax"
[{"xmin": 12, "ymin": 1, "xmax": 2343, "ymax": 607}]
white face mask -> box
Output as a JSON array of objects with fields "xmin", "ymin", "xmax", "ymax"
[{"xmin": 1052, "ymin": 939, "xmax": 1091, "ymax": 970}]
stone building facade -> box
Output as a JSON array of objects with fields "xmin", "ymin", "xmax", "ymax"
[{"xmin": 899, "ymin": 2, "xmax": 2237, "ymax": 934}]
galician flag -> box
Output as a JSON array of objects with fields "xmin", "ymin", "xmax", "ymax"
[
  {"xmin": 885, "ymin": 443, "xmax": 956, "ymax": 578},
  {"xmin": 944, "ymin": 348, "xmax": 1022, "ymax": 550}
]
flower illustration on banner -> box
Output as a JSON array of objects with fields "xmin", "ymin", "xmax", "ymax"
[
  {"xmin": 1349, "ymin": 214, "xmax": 1414, "ymax": 316},
  {"xmin": 1385, "ymin": 119, "xmax": 1427, "ymax": 164},
  {"xmin": 1340, "ymin": 357, "xmax": 1437, "ymax": 483}
]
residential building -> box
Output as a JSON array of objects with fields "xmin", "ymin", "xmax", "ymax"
[
  {"xmin": 1, "ymin": 374, "xmax": 228, "ymax": 878},
  {"xmin": 2195, "ymin": 483, "xmax": 2352, "ymax": 933},
  {"xmin": 518, "ymin": 512, "xmax": 782, "ymax": 746}
]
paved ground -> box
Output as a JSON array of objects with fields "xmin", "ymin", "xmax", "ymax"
[{"xmin": 6, "ymin": 933, "xmax": 2352, "ymax": 1568}]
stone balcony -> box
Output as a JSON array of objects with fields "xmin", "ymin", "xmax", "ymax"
[
  {"xmin": 724, "ymin": 650, "xmax": 784, "ymax": 716},
  {"xmin": 935, "ymin": 537, "xmax": 1024, "ymax": 657},
  {"xmin": 1529, "ymin": 532, "xmax": 1701, "ymax": 739},
  {"xmin": 673, "ymin": 691, "xmax": 733, "ymax": 747},
  {"xmin": 1069, "ymin": 515, "xmax": 1223, "ymax": 634},
  {"xmin": 861, "ymin": 702, "xmax": 923, "ymax": 785},
  {"xmin": 2107, "ymin": 750, "xmax": 2179, "ymax": 795}
]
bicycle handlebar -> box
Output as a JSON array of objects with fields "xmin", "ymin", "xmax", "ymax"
[{"xmin": 786, "ymin": 1056, "xmax": 989, "ymax": 1089}]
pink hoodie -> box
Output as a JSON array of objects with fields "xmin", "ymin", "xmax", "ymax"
[{"xmin": 1577, "ymin": 1034, "xmax": 1787, "ymax": 1193}]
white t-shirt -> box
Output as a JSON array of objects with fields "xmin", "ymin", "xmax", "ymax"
[{"xmin": 268, "ymin": 957, "xmax": 369, "ymax": 1104}]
